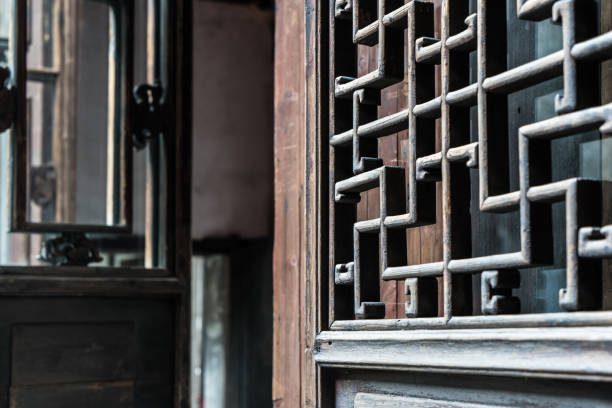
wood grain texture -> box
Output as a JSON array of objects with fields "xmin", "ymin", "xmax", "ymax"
[
  {"xmin": 305, "ymin": 0, "xmax": 329, "ymax": 405},
  {"xmin": 273, "ymin": 0, "xmax": 305, "ymax": 403},
  {"xmin": 316, "ymin": 326, "xmax": 612, "ymax": 381},
  {"xmin": 0, "ymin": 298, "xmax": 174, "ymax": 408},
  {"xmin": 354, "ymin": 392, "xmax": 508, "ymax": 408},
  {"xmin": 11, "ymin": 323, "xmax": 134, "ymax": 386},
  {"xmin": 10, "ymin": 381, "xmax": 134, "ymax": 408},
  {"xmin": 332, "ymin": 369, "xmax": 612, "ymax": 408}
]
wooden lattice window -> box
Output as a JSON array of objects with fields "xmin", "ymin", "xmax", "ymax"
[{"xmin": 328, "ymin": 0, "xmax": 612, "ymax": 327}]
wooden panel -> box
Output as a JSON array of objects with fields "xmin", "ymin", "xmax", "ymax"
[
  {"xmin": 10, "ymin": 381, "xmax": 134, "ymax": 408},
  {"xmin": 331, "ymin": 369, "xmax": 612, "ymax": 408},
  {"xmin": 354, "ymin": 392, "xmax": 505, "ymax": 408},
  {"xmin": 11, "ymin": 323, "xmax": 134, "ymax": 386},
  {"xmin": 317, "ymin": 327, "xmax": 612, "ymax": 380},
  {"xmin": 0, "ymin": 298, "xmax": 174, "ymax": 408},
  {"xmin": 273, "ymin": 0, "xmax": 305, "ymax": 402}
]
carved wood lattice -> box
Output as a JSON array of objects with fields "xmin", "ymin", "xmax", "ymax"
[{"xmin": 329, "ymin": 0, "xmax": 612, "ymax": 322}]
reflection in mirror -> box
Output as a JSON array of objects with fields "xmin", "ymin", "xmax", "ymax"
[
  {"xmin": 0, "ymin": 0, "xmax": 9, "ymax": 65},
  {"xmin": 26, "ymin": 0, "xmax": 116, "ymax": 226}
]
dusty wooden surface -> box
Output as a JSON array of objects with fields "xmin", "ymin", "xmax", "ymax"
[{"xmin": 273, "ymin": 0, "xmax": 305, "ymax": 404}]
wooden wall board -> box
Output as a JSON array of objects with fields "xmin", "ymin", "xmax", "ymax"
[{"xmin": 273, "ymin": 0, "xmax": 305, "ymax": 403}]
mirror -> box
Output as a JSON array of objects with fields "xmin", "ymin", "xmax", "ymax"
[{"xmin": 12, "ymin": 0, "xmax": 133, "ymax": 233}]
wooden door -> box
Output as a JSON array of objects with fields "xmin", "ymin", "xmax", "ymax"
[
  {"xmin": 0, "ymin": 0, "xmax": 192, "ymax": 406},
  {"xmin": 298, "ymin": 0, "xmax": 612, "ymax": 406}
]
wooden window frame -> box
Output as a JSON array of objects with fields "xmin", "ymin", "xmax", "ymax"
[
  {"xmin": 0, "ymin": 0, "xmax": 185, "ymax": 272},
  {"xmin": 0, "ymin": 0, "xmax": 192, "ymax": 405},
  {"xmin": 304, "ymin": 0, "xmax": 612, "ymax": 405}
]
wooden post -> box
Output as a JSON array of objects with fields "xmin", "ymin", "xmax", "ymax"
[{"xmin": 273, "ymin": 0, "xmax": 305, "ymax": 403}]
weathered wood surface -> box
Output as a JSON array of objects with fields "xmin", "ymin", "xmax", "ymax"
[
  {"xmin": 333, "ymin": 369, "xmax": 612, "ymax": 408},
  {"xmin": 353, "ymin": 392, "xmax": 509, "ymax": 407},
  {"xmin": 316, "ymin": 326, "xmax": 612, "ymax": 380},
  {"xmin": 0, "ymin": 298, "xmax": 175, "ymax": 408},
  {"xmin": 327, "ymin": 0, "xmax": 612, "ymax": 323},
  {"xmin": 356, "ymin": 0, "xmax": 443, "ymax": 319},
  {"xmin": 273, "ymin": 0, "xmax": 305, "ymax": 404},
  {"xmin": 300, "ymin": 0, "xmax": 612, "ymax": 406}
]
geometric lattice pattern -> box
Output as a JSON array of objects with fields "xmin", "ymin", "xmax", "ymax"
[{"xmin": 329, "ymin": 0, "xmax": 612, "ymax": 321}]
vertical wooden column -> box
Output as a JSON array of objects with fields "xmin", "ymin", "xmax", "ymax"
[{"xmin": 273, "ymin": 0, "xmax": 305, "ymax": 404}]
